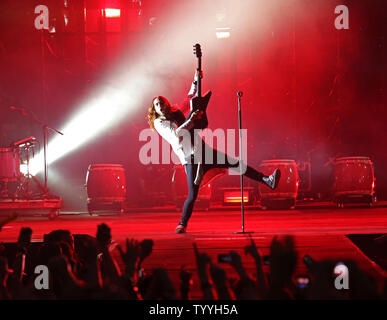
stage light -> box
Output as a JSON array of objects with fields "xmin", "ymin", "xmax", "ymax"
[
  {"xmin": 28, "ymin": 86, "xmax": 142, "ymax": 175},
  {"xmin": 216, "ymin": 27, "xmax": 231, "ymax": 39},
  {"xmin": 223, "ymin": 188, "xmax": 255, "ymax": 205},
  {"xmin": 104, "ymin": 8, "xmax": 121, "ymax": 18},
  {"xmin": 224, "ymin": 193, "xmax": 249, "ymax": 203},
  {"xmin": 20, "ymin": 164, "xmax": 28, "ymax": 175}
]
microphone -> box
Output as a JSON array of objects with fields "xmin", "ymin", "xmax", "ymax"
[{"xmin": 237, "ymin": 91, "xmax": 243, "ymax": 97}]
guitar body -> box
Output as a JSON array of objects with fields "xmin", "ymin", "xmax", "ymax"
[{"xmin": 189, "ymin": 90, "xmax": 211, "ymax": 129}]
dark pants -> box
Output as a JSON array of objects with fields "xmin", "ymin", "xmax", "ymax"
[{"xmin": 179, "ymin": 147, "xmax": 265, "ymax": 227}]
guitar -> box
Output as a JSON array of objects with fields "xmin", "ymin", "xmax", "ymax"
[{"xmin": 190, "ymin": 43, "xmax": 212, "ymax": 130}]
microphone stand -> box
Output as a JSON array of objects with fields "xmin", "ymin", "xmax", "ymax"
[
  {"xmin": 13, "ymin": 107, "xmax": 63, "ymax": 197},
  {"xmin": 233, "ymin": 92, "xmax": 253, "ymax": 234}
]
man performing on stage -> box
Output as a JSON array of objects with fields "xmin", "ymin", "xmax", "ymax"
[{"xmin": 147, "ymin": 70, "xmax": 281, "ymax": 234}]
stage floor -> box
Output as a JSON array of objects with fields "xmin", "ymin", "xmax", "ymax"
[{"xmin": 1, "ymin": 201, "xmax": 387, "ymax": 299}]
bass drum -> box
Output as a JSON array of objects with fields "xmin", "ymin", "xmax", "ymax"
[
  {"xmin": 258, "ymin": 159, "xmax": 299, "ymax": 209},
  {"xmin": 333, "ymin": 156, "xmax": 375, "ymax": 207},
  {"xmin": 0, "ymin": 148, "xmax": 20, "ymax": 181},
  {"xmin": 86, "ymin": 164, "xmax": 126, "ymax": 214}
]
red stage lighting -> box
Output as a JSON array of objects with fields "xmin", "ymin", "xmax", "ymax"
[
  {"xmin": 224, "ymin": 192, "xmax": 249, "ymax": 203},
  {"xmin": 222, "ymin": 187, "xmax": 255, "ymax": 205}
]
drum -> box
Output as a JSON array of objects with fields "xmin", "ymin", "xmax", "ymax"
[
  {"xmin": 86, "ymin": 164, "xmax": 126, "ymax": 211},
  {"xmin": 0, "ymin": 148, "xmax": 20, "ymax": 181},
  {"xmin": 258, "ymin": 159, "xmax": 299, "ymax": 205},
  {"xmin": 333, "ymin": 157, "xmax": 374, "ymax": 198}
]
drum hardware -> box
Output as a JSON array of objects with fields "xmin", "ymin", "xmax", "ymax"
[
  {"xmin": 12, "ymin": 136, "xmax": 37, "ymax": 148},
  {"xmin": 13, "ymin": 139, "xmax": 49, "ymax": 199},
  {"xmin": 10, "ymin": 105, "xmax": 64, "ymax": 195},
  {"xmin": 0, "ymin": 137, "xmax": 48, "ymax": 200}
]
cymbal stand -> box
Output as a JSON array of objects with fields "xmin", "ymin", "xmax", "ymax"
[
  {"xmin": 16, "ymin": 142, "xmax": 49, "ymax": 199},
  {"xmin": 11, "ymin": 107, "xmax": 63, "ymax": 195}
]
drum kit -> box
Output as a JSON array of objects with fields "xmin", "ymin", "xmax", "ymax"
[{"xmin": 0, "ymin": 136, "xmax": 48, "ymax": 199}]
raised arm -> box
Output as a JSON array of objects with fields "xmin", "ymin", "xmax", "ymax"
[
  {"xmin": 187, "ymin": 70, "xmax": 202, "ymax": 97},
  {"xmin": 245, "ymin": 236, "xmax": 268, "ymax": 299},
  {"xmin": 193, "ymin": 243, "xmax": 214, "ymax": 300}
]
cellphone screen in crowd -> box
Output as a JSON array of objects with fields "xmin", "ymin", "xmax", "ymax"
[
  {"xmin": 218, "ymin": 254, "xmax": 232, "ymax": 263},
  {"xmin": 295, "ymin": 275, "xmax": 310, "ymax": 289}
]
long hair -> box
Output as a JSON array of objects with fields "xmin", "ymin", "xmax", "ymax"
[{"xmin": 147, "ymin": 96, "xmax": 181, "ymax": 130}]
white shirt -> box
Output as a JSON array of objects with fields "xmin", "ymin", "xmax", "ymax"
[
  {"xmin": 154, "ymin": 117, "xmax": 200, "ymax": 165},
  {"xmin": 154, "ymin": 79, "xmax": 199, "ymax": 165}
]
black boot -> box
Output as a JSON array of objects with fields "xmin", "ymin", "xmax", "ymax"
[
  {"xmin": 175, "ymin": 224, "xmax": 186, "ymax": 234},
  {"xmin": 261, "ymin": 169, "xmax": 281, "ymax": 190}
]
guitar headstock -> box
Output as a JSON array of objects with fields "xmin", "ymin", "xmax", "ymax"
[{"xmin": 193, "ymin": 43, "xmax": 202, "ymax": 58}]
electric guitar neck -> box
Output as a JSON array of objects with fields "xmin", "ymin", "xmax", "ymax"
[{"xmin": 191, "ymin": 43, "xmax": 211, "ymax": 129}]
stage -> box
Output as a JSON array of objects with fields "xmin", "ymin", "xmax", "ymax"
[{"xmin": 1, "ymin": 201, "xmax": 386, "ymax": 299}]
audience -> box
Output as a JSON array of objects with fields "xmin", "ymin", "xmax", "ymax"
[{"xmin": 0, "ymin": 212, "xmax": 385, "ymax": 300}]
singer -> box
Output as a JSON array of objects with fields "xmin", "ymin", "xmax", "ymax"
[{"xmin": 147, "ymin": 71, "xmax": 281, "ymax": 234}]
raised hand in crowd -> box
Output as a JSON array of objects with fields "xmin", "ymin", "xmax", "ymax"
[
  {"xmin": 118, "ymin": 238, "xmax": 140, "ymax": 280},
  {"xmin": 138, "ymin": 239, "xmax": 154, "ymax": 271},
  {"xmin": 245, "ymin": 235, "xmax": 268, "ymax": 299},
  {"xmin": 11, "ymin": 227, "xmax": 32, "ymax": 283},
  {"xmin": 267, "ymin": 235, "xmax": 297, "ymax": 299},
  {"xmin": 144, "ymin": 268, "xmax": 177, "ymax": 300},
  {"xmin": 209, "ymin": 263, "xmax": 233, "ymax": 300},
  {"xmin": 228, "ymin": 250, "xmax": 258, "ymax": 300},
  {"xmin": 48, "ymin": 255, "xmax": 86, "ymax": 299},
  {"xmin": 193, "ymin": 243, "xmax": 214, "ymax": 300},
  {"xmin": 96, "ymin": 223, "xmax": 122, "ymax": 285},
  {"xmin": 76, "ymin": 235, "xmax": 101, "ymax": 289}
]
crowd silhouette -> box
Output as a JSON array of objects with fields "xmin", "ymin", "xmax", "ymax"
[{"xmin": 0, "ymin": 213, "xmax": 385, "ymax": 300}]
